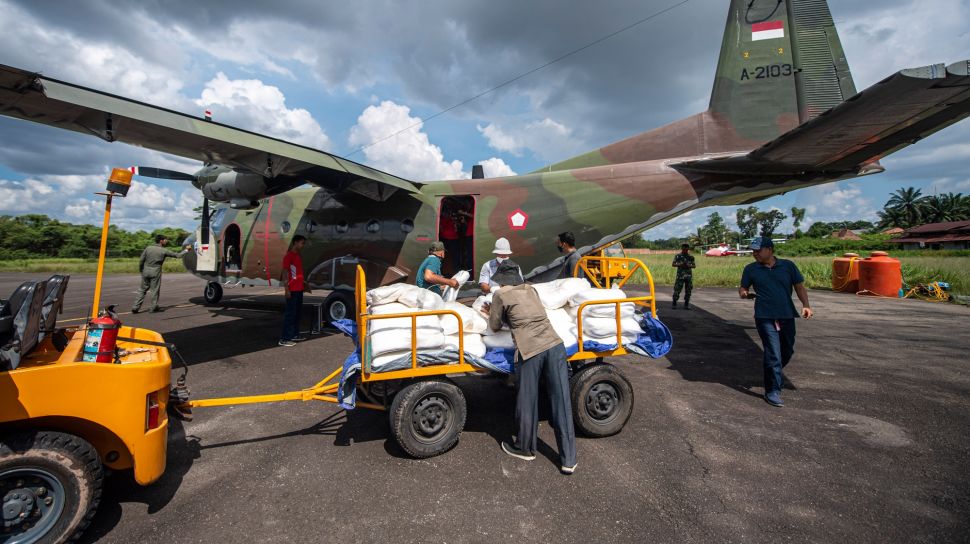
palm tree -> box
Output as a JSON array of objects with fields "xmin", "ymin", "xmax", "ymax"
[
  {"xmin": 884, "ymin": 187, "xmax": 926, "ymax": 227},
  {"xmin": 877, "ymin": 207, "xmax": 907, "ymax": 230},
  {"xmin": 922, "ymin": 194, "xmax": 959, "ymax": 223},
  {"xmin": 790, "ymin": 207, "xmax": 806, "ymax": 237}
]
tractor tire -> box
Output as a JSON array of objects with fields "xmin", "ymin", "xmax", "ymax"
[
  {"xmin": 203, "ymin": 281, "xmax": 223, "ymax": 304},
  {"xmin": 0, "ymin": 431, "xmax": 103, "ymax": 543},
  {"xmin": 389, "ymin": 380, "xmax": 466, "ymax": 458},
  {"xmin": 569, "ymin": 364, "xmax": 634, "ymax": 438},
  {"xmin": 323, "ymin": 290, "xmax": 355, "ymax": 324}
]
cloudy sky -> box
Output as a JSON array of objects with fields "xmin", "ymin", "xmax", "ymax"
[{"xmin": 0, "ymin": 0, "xmax": 967, "ymax": 237}]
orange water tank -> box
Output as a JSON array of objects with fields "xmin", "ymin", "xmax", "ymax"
[
  {"xmin": 832, "ymin": 253, "xmax": 860, "ymax": 292},
  {"xmin": 858, "ymin": 251, "xmax": 902, "ymax": 297}
]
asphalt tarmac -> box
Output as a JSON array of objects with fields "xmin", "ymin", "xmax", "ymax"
[{"xmin": 2, "ymin": 272, "xmax": 968, "ymax": 543}]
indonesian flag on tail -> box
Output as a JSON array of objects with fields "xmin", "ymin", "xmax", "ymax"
[
  {"xmin": 751, "ymin": 21, "xmax": 784, "ymax": 41},
  {"xmin": 128, "ymin": 166, "xmax": 139, "ymax": 175}
]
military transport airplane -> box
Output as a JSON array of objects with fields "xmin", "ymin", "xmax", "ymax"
[{"xmin": 0, "ymin": 0, "xmax": 968, "ymax": 322}]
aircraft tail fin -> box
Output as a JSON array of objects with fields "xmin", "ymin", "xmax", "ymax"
[
  {"xmin": 539, "ymin": 0, "xmax": 858, "ymax": 171},
  {"xmin": 707, "ymin": 0, "xmax": 856, "ymax": 146}
]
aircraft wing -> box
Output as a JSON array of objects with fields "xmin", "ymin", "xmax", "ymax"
[
  {"xmin": 0, "ymin": 64, "xmax": 420, "ymax": 199},
  {"xmin": 673, "ymin": 61, "xmax": 970, "ymax": 176}
]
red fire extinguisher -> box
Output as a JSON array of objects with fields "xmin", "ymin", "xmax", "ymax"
[{"xmin": 83, "ymin": 305, "xmax": 121, "ymax": 363}]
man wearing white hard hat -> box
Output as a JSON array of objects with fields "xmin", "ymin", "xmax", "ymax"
[{"xmin": 479, "ymin": 237, "xmax": 522, "ymax": 293}]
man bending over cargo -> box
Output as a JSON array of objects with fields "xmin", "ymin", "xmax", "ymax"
[{"xmin": 484, "ymin": 260, "xmax": 577, "ymax": 474}]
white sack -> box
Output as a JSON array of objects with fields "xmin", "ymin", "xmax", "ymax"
[
  {"xmin": 472, "ymin": 293, "xmax": 493, "ymax": 312},
  {"xmin": 568, "ymin": 288, "xmax": 627, "ymax": 307},
  {"xmin": 578, "ymin": 330, "xmax": 640, "ymax": 346},
  {"xmin": 568, "ymin": 302, "xmax": 636, "ymax": 320},
  {"xmin": 367, "ymin": 305, "xmax": 441, "ymax": 330},
  {"xmin": 439, "ymin": 301, "xmax": 488, "ymax": 335},
  {"xmin": 545, "ymin": 308, "xmax": 578, "ymax": 346},
  {"xmin": 368, "ymin": 328, "xmax": 445, "ymax": 357},
  {"xmin": 482, "ymin": 330, "xmax": 515, "ymax": 349},
  {"xmin": 366, "ymin": 283, "xmax": 443, "ymax": 310},
  {"xmin": 572, "ymin": 316, "xmax": 642, "ymax": 342},
  {"xmin": 441, "ymin": 270, "xmax": 471, "ymax": 302},
  {"xmin": 530, "ymin": 278, "xmax": 592, "ymax": 309},
  {"xmin": 443, "ymin": 333, "xmax": 488, "ymax": 358}
]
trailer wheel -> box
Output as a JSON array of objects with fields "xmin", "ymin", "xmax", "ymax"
[
  {"xmin": 570, "ymin": 364, "xmax": 634, "ymax": 437},
  {"xmin": 323, "ymin": 290, "xmax": 355, "ymax": 324},
  {"xmin": 0, "ymin": 431, "xmax": 103, "ymax": 543},
  {"xmin": 203, "ymin": 281, "xmax": 223, "ymax": 304},
  {"xmin": 390, "ymin": 380, "xmax": 466, "ymax": 458}
]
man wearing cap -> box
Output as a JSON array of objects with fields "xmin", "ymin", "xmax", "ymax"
[
  {"xmin": 485, "ymin": 260, "xmax": 577, "ymax": 475},
  {"xmin": 132, "ymin": 234, "xmax": 189, "ymax": 313},
  {"xmin": 739, "ymin": 236, "xmax": 813, "ymax": 408},
  {"xmin": 416, "ymin": 241, "xmax": 460, "ymax": 295},
  {"xmin": 479, "ymin": 237, "xmax": 522, "ymax": 294}
]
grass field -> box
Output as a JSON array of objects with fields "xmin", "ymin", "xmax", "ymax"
[
  {"xmin": 1, "ymin": 254, "xmax": 967, "ymax": 297},
  {"xmin": 0, "ymin": 258, "xmax": 186, "ymax": 274},
  {"xmin": 629, "ymin": 254, "xmax": 970, "ymax": 296}
]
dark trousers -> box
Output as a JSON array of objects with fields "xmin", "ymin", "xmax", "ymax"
[
  {"xmin": 672, "ymin": 275, "xmax": 692, "ymax": 303},
  {"xmin": 280, "ymin": 291, "xmax": 304, "ymax": 341},
  {"xmin": 755, "ymin": 318, "xmax": 796, "ymax": 395},
  {"xmin": 515, "ymin": 343, "xmax": 577, "ymax": 467}
]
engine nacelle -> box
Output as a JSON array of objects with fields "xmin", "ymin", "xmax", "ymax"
[{"xmin": 197, "ymin": 170, "xmax": 267, "ymax": 209}]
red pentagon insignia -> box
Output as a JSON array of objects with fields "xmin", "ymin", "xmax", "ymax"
[{"xmin": 507, "ymin": 209, "xmax": 528, "ymax": 230}]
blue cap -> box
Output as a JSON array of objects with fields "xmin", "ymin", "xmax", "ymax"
[{"xmin": 749, "ymin": 236, "xmax": 774, "ymax": 250}]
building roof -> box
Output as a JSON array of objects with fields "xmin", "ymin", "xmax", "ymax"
[
  {"xmin": 831, "ymin": 228, "xmax": 862, "ymax": 240},
  {"xmin": 890, "ymin": 220, "xmax": 970, "ymax": 243}
]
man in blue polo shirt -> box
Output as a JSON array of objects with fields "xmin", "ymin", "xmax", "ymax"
[{"xmin": 739, "ymin": 237, "xmax": 813, "ymax": 408}]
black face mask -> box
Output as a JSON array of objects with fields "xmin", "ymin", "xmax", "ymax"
[{"xmin": 557, "ymin": 244, "xmax": 564, "ymax": 253}]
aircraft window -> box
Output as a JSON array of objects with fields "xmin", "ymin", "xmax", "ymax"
[
  {"xmin": 366, "ymin": 220, "xmax": 381, "ymax": 234},
  {"xmin": 280, "ymin": 221, "xmax": 291, "ymax": 233},
  {"xmin": 335, "ymin": 220, "xmax": 350, "ymax": 234},
  {"xmin": 401, "ymin": 219, "xmax": 414, "ymax": 233},
  {"xmin": 305, "ymin": 220, "xmax": 318, "ymax": 233}
]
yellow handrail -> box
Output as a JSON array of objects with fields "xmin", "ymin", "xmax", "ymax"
[{"xmin": 573, "ymin": 256, "xmax": 657, "ymax": 318}]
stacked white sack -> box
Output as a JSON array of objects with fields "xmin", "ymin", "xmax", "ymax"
[
  {"xmin": 545, "ymin": 308, "xmax": 578, "ymax": 347},
  {"xmin": 367, "ymin": 302, "xmax": 445, "ymax": 359},
  {"xmin": 443, "ymin": 334, "xmax": 488, "ymax": 358},
  {"xmin": 567, "ymin": 288, "xmax": 642, "ymax": 345},
  {"xmin": 366, "ymin": 283, "xmax": 443, "ymax": 310},
  {"xmin": 439, "ymin": 301, "xmax": 488, "ymax": 335},
  {"xmin": 530, "ymin": 278, "xmax": 592, "ymax": 309}
]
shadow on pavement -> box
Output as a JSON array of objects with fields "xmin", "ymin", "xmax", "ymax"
[
  {"xmin": 657, "ymin": 304, "xmax": 773, "ymax": 397},
  {"xmin": 80, "ymin": 416, "xmax": 201, "ymax": 543}
]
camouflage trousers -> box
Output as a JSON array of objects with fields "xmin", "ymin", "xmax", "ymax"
[{"xmin": 673, "ymin": 275, "xmax": 692, "ymax": 303}]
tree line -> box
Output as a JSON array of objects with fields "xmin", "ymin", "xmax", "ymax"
[
  {"xmin": 0, "ymin": 215, "xmax": 190, "ymax": 260},
  {"xmin": 877, "ymin": 188, "xmax": 970, "ymax": 229}
]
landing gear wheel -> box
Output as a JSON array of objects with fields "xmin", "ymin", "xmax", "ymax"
[
  {"xmin": 323, "ymin": 290, "xmax": 355, "ymax": 324},
  {"xmin": 389, "ymin": 380, "xmax": 466, "ymax": 458},
  {"xmin": 0, "ymin": 431, "xmax": 103, "ymax": 543},
  {"xmin": 203, "ymin": 281, "xmax": 223, "ymax": 304},
  {"xmin": 569, "ymin": 364, "xmax": 634, "ymax": 437}
]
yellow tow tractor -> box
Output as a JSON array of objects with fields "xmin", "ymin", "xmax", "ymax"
[{"xmin": 1, "ymin": 169, "xmax": 176, "ymax": 543}]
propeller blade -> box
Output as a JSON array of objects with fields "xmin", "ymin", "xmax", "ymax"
[
  {"xmin": 129, "ymin": 166, "xmax": 197, "ymax": 182},
  {"xmin": 201, "ymin": 198, "xmax": 210, "ymax": 245}
]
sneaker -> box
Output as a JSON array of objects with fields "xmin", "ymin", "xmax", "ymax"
[
  {"xmin": 278, "ymin": 340, "xmax": 296, "ymax": 347},
  {"xmin": 291, "ymin": 336, "xmax": 308, "ymax": 342},
  {"xmin": 764, "ymin": 392, "xmax": 784, "ymax": 407},
  {"xmin": 501, "ymin": 441, "xmax": 535, "ymax": 461},
  {"xmin": 561, "ymin": 463, "xmax": 578, "ymax": 475},
  {"xmin": 131, "ymin": 308, "xmax": 140, "ymax": 314}
]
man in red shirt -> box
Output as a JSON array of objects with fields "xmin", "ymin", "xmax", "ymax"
[{"xmin": 279, "ymin": 235, "xmax": 308, "ymax": 347}]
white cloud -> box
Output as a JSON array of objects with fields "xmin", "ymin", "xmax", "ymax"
[
  {"xmin": 196, "ymin": 73, "xmax": 331, "ymax": 150},
  {"xmin": 478, "ymin": 157, "xmax": 517, "ymax": 178},
  {"xmin": 348, "ymin": 101, "xmax": 466, "ymax": 181},
  {"xmin": 796, "ymin": 183, "xmax": 878, "ymax": 226},
  {"xmin": 478, "ymin": 118, "xmax": 584, "ymax": 162}
]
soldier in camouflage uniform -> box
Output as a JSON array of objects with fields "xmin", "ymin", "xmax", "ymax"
[
  {"xmin": 671, "ymin": 243, "xmax": 695, "ymax": 309},
  {"xmin": 132, "ymin": 235, "xmax": 187, "ymax": 313}
]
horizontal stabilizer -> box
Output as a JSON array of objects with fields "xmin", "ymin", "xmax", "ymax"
[
  {"xmin": 0, "ymin": 64, "xmax": 420, "ymax": 199},
  {"xmin": 673, "ymin": 61, "xmax": 970, "ymax": 176}
]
